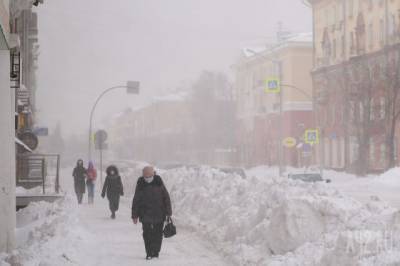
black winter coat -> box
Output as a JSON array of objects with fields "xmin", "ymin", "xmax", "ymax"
[
  {"xmin": 131, "ymin": 175, "xmax": 172, "ymax": 224},
  {"xmin": 73, "ymin": 166, "xmax": 87, "ymax": 194},
  {"xmin": 101, "ymin": 166, "xmax": 124, "ymax": 199}
]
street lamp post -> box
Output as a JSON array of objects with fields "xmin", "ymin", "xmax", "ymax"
[{"xmin": 88, "ymin": 81, "xmax": 140, "ymax": 161}]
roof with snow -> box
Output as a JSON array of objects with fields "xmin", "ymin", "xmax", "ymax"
[{"xmin": 241, "ymin": 32, "xmax": 313, "ymax": 59}]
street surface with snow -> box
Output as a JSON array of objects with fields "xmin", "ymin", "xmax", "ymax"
[{"xmin": 1, "ymin": 164, "xmax": 400, "ymax": 266}]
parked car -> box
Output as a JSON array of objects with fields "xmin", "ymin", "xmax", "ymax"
[
  {"xmin": 288, "ymin": 167, "xmax": 331, "ymax": 183},
  {"xmin": 218, "ymin": 167, "xmax": 247, "ymax": 179}
]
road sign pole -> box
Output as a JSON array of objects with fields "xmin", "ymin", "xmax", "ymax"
[
  {"xmin": 100, "ymin": 144, "xmax": 103, "ymax": 187},
  {"xmin": 276, "ymin": 62, "xmax": 284, "ymax": 177}
]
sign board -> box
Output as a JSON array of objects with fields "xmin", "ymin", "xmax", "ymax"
[
  {"xmin": 265, "ymin": 77, "xmax": 280, "ymax": 93},
  {"xmin": 126, "ymin": 80, "xmax": 140, "ymax": 94},
  {"xmin": 18, "ymin": 132, "xmax": 39, "ymax": 151},
  {"xmin": 282, "ymin": 137, "xmax": 297, "ymax": 148},
  {"xmin": 304, "ymin": 129, "xmax": 319, "ymax": 145},
  {"xmin": 33, "ymin": 127, "xmax": 49, "ymax": 136}
]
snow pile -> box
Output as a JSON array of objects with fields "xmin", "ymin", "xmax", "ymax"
[
  {"xmin": 0, "ymin": 196, "xmax": 92, "ymax": 266},
  {"xmin": 374, "ymin": 167, "xmax": 400, "ymax": 188},
  {"xmin": 162, "ymin": 166, "xmax": 400, "ymax": 265}
]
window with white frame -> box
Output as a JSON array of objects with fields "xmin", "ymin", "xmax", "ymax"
[
  {"xmin": 369, "ymin": 138, "xmax": 375, "ymax": 162},
  {"xmin": 379, "ymin": 19, "xmax": 385, "ymax": 45},
  {"xmin": 359, "ymin": 101, "xmax": 364, "ymax": 122},
  {"xmin": 368, "ymin": 22, "xmax": 374, "ymax": 49},
  {"xmin": 380, "ymin": 143, "xmax": 386, "ymax": 165},
  {"xmin": 350, "ymin": 101, "xmax": 355, "ymax": 122},
  {"xmin": 380, "ymin": 97, "xmax": 386, "ymax": 119},
  {"xmin": 370, "ymin": 98, "xmax": 375, "ymax": 121},
  {"xmin": 349, "ymin": 0, "xmax": 354, "ymax": 17}
]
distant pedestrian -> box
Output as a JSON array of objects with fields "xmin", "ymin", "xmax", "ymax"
[
  {"xmin": 72, "ymin": 159, "xmax": 87, "ymax": 204},
  {"xmin": 131, "ymin": 166, "xmax": 172, "ymax": 260},
  {"xmin": 86, "ymin": 161, "xmax": 97, "ymax": 204},
  {"xmin": 101, "ymin": 165, "xmax": 124, "ymax": 219}
]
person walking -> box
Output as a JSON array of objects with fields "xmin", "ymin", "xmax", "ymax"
[
  {"xmin": 131, "ymin": 166, "xmax": 172, "ymax": 260},
  {"xmin": 86, "ymin": 161, "xmax": 97, "ymax": 204},
  {"xmin": 72, "ymin": 159, "xmax": 87, "ymax": 204},
  {"xmin": 101, "ymin": 165, "xmax": 124, "ymax": 219}
]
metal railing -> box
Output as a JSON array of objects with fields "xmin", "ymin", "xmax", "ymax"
[{"xmin": 16, "ymin": 153, "xmax": 61, "ymax": 194}]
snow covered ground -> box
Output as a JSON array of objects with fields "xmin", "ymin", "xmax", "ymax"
[
  {"xmin": 2, "ymin": 165, "xmax": 400, "ymax": 266},
  {"xmin": 1, "ymin": 171, "xmax": 229, "ymax": 265}
]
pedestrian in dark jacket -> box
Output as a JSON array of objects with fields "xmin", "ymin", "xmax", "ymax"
[
  {"xmin": 72, "ymin": 159, "xmax": 87, "ymax": 204},
  {"xmin": 131, "ymin": 166, "xmax": 172, "ymax": 260},
  {"xmin": 101, "ymin": 165, "xmax": 124, "ymax": 219}
]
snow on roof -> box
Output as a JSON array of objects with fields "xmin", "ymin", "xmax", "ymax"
[{"xmin": 242, "ymin": 32, "xmax": 313, "ymax": 58}]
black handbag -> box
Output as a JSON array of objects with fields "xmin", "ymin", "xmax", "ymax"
[{"xmin": 163, "ymin": 217, "xmax": 176, "ymax": 238}]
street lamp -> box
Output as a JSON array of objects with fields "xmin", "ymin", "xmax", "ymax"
[{"xmin": 88, "ymin": 81, "xmax": 140, "ymax": 161}]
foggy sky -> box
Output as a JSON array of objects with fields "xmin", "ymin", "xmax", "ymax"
[{"xmin": 36, "ymin": 0, "xmax": 311, "ymax": 136}]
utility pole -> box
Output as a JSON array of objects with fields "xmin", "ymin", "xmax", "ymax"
[{"xmin": 277, "ymin": 60, "xmax": 285, "ymax": 177}]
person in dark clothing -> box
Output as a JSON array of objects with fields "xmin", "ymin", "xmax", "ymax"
[
  {"xmin": 101, "ymin": 165, "xmax": 124, "ymax": 219},
  {"xmin": 131, "ymin": 166, "xmax": 172, "ymax": 260},
  {"xmin": 72, "ymin": 159, "xmax": 87, "ymax": 204}
]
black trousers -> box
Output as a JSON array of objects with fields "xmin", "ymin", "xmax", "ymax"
[
  {"xmin": 108, "ymin": 195, "xmax": 120, "ymax": 213},
  {"xmin": 142, "ymin": 222, "xmax": 164, "ymax": 256},
  {"xmin": 76, "ymin": 193, "xmax": 83, "ymax": 204}
]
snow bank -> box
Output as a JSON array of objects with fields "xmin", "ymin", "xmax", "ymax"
[
  {"xmin": 0, "ymin": 196, "xmax": 92, "ymax": 266},
  {"xmin": 162, "ymin": 166, "xmax": 400, "ymax": 265},
  {"xmin": 374, "ymin": 167, "xmax": 400, "ymax": 188}
]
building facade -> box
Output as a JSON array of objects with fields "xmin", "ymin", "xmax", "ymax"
[
  {"xmin": 0, "ymin": 0, "xmax": 16, "ymax": 253},
  {"xmin": 309, "ymin": 0, "xmax": 400, "ymax": 173},
  {"xmin": 233, "ymin": 33, "xmax": 314, "ymax": 167},
  {"xmin": 0, "ymin": 0, "xmax": 44, "ymax": 253}
]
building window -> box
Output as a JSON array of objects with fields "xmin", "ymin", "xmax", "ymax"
[
  {"xmin": 368, "ymin": 22, "xmax": 374, "ymax": 49},
  {"xmin": 350, "ymin": 136, "xmax": 359, "ymax": 164},
  {"xmin": 349, "ymin": 0, "xmax": 354, "ymax": 17},
  {"xmin": 380, "ymin": 143, "xmax": 386, "ymax": 165},
  {"xmin": 370, "ymin": 98, "xmax": 375, "ymax": 121},
  {"xmin": 379, "ymin": 19, "xmax": 385, "ymax": 45},
  {"xmin": 388, "ymin": 14, "xmax": 395, "ymax": 38},
  {"xmin": 368, "ymin": 0, "xmax": 373, "ymax": 10},
  {"xmin": 333, "ymin": 39, "xmax": 337, "ymax": 59},
  {"xmin": 380, "ymin": 97, "xmax": 386, "ymax": 119},
  {"xmin": 350, "ymin": 101, "xmax": 356, "ymax": 122},
  {"xmin": 359, "ymin": 101, "xmax": 364, "ymax": 122},
  {"xmin": 350, "ymin": 32, "xmax": 355, "ymax": 55},
  {"xmin": 369, "ymin": 138, "xmax": 375, "ymax": 164}
]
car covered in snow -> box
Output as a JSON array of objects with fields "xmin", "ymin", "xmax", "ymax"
[
  {"xmin": 287, "ymin": 167, "xmax": 331, "ymax": 183},
  {"xmin": 217, "ymin": 167, "xmax": 247, "ymax": 179}
]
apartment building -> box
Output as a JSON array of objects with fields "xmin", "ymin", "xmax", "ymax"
[
  {"xmin": 233, "ymin": 33, "xmax": 314, "ymax": 167},
  {"xmin": 309, "ymin": 0, "xmax": 400, "ymax": 173}
]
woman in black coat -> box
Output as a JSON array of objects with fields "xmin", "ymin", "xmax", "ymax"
[
  {"xmin": 72, "ymin": 159, "xmax": 87, "ymax": 204},
  {"xmin": 101, "ymin": 165, "xmax": 124, "ymax": 219}
]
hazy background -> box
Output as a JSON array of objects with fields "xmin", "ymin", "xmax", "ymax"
[{"xmin": 36, "ymin": 0, "xmax": 311, "ymax": 136}]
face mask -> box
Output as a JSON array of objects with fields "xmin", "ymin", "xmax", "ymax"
[{"xmin": 144, "ymin": 176, "xmax": 154, "ymax": 183}]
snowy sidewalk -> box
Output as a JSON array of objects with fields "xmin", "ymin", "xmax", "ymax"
[{"xmin": 74, "ymin": 197, "xmax": 228, "ymax": 266}]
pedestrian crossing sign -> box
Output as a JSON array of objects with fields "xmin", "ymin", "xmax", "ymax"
[
  {"xmin": 265, "ymin": 78, "xmax": 280, "ymax": 93},
  {"xmin": 304, "ymin": 129, "xmax": 319, "ymax": 145}
]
